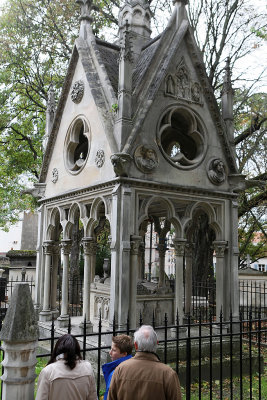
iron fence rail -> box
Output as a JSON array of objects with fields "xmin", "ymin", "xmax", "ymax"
[
  {"xmin": 34, "ymin": 311, "xmax": 267, "ymax": 399},
  {"xmin": 0, "ymin": 278, "xmax": 267, "ymax": 321}
]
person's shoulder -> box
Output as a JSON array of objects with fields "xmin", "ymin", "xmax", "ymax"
[
  {"xmin": 76, "ymin": 359, "xmax": 94, "ymax": 373},
  {"xmin": 159, "ymin": 362, "xmax": 177, "ymax": 376}
]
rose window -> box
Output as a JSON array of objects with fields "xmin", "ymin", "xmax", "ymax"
[{"xmin": 157, "ymin": 107, "xmax": 207, "ymax": 169}]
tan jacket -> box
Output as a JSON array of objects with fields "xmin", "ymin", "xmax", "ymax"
[
  {"xmin": 36, "ymin": 359, "xmax": 97, "ymax": 400},
  {"xmin": 107, "ymin": 351, "xmax": 182, "ymax": 400}
]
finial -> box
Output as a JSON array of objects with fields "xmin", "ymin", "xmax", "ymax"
[
  {"xmin": 47, "ymin": 83, "xmax": 56, "ymax": 114},
  {"xmin": 76, "ymin": 0, "xmax": 94, "ymax": 23},
  {"xmin": 222, "ymin": 57, "xmax": 233, "ymax": 95},
  {"xmin": 120, "ymin": 20, "xmax": 134, "ymax": 63}
]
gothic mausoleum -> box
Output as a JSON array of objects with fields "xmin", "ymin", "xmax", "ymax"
[{"xmin": 34, "ymin": 0, "xmax": 245, "ymax": 331}]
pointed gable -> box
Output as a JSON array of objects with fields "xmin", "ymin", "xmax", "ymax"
[{"xmin": 38, "ymin": 0, "xmax": 240, "ymax": 200}]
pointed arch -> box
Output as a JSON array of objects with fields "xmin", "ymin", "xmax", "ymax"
[{"xmin": 46, "ymin": 207, "xmax": 61, "ymax": 241}]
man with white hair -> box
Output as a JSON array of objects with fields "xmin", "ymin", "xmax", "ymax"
[{"xmin": 107, "ymin": 325, "xmax": 182, "ymax": 400}]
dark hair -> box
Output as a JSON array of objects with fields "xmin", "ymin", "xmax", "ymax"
[
  {"xmin": 47, "ymin": 334, "xmax": 82, "ymax": 370},
  {"xmin": 112, "ymin": 335, "xmax": 132, "ymax": 355}
]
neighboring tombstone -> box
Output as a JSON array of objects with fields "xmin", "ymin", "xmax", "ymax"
[{"xmin": 0, "ymin": 283, "xmax": 38, "ymax": 400}]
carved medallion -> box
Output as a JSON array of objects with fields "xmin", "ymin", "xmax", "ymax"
[
  {"xmin": 51, "ymin": 168, "xmax": 58, "ymax": 183},
  {"xmin": 207, "ymin": 158, "xmax": 226, "ymax": 185},
  {"xmin": 134, "ymin": 145, "xmax": 159, "ymax": 173},
  {"xmin": 71, "ymin": 80, "xmax": 85, "ymax": 104},
  {"xmin": 95, "ymin": 150, "xmax": 105, "ymax": 168}
]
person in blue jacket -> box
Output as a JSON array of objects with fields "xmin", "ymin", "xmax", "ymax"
[{"xmin": 102, "ymin": 334, "xmax": 132, "ymax": 400}]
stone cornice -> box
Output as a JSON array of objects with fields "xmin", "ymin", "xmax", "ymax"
[{"xmin": 38, "ymin": 176, "xmax": 238, "ymax": 206}]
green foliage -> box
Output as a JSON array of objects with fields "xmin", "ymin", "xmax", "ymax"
[
  {"xmin": 0, "ymin": 0, "xmax": 114, "ymax": 229},
  {"xmin": 233, "ymin": 90, "xmax": 267, "ymax": 266}
]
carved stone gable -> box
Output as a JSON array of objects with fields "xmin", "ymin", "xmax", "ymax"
[{"xmin": 165, "ymin": 58, "xmax": 203, "ymax": 105}]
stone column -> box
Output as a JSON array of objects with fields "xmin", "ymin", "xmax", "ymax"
[
  {"xmin": 34, "ymin": 204, "xmax": 44, "ymax": 313},
  {"xmin": 57, "ymin": 240, "xmax": 72, "ymax": 327},
  {"xmin": 130, "ymin": 236, "xmax": 142, "ymax": 329},
  {"xmin": 109, "ymin": 185, "xmax": 133, "ymax": 330},
  {"xmin": 51, "ymin": 244, "xmax": 60, "ymax": 318},
  {"xmin": 0, "ymin": 283, "xmax": 38, "ymax": 400},
  {"xmin": 230, "ymin": 200, "xmax": 240, "ymax": 321},
  {"xmin": 138, "ymin": 241, "xmax": 145, "ymax": 280},
  {"xmin": 173, "ymin": 239, "xmax": 186, "ymax": 323},
  {"xmin": 90, "ymin": 240, "xmax": 97, "ymax": 285},
  {"xmin": 80, "ymin": 237, "xmax": 95, "ymax": 332},
  {"xmin": 214, "ymin": 241, "xmax": 227, "ymax": 321},
  {"xmin": 184, "ymin": 242, "xmax": 194, "ymax": 316},
  {"xmin": 158, "ymin": 242, "xmax": 166, "ymax": 287},
  {"xmin": 39, "ymin": 240, "xmax": 54, "ymax": 321}
]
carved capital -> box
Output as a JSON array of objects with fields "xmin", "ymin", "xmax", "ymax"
[
  {"xmin": 214, "ymin": 241, "xmax": 228, "ymax": 258},
  {"xmin": 82, "ymin": 238, "xmax": 97, "ymax": 256},
  {"xmin": 130, "ymin": 236, "xmax": 142, "ymax": 255},
  {"xmin": 173, "ymin": 239, "xmax": 187, "ymax": 257},
  {"xmin": 43, "ymin": 241, "xmax": 54, "ymax": 255},
  {"xmin": 60, "ymin": 240, "xmax": 72, "ymax": 255}
]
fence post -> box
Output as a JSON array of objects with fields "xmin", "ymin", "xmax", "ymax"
[{"xmin": 0, "ymin": 283, "xmax": 38, "ymax": 400}]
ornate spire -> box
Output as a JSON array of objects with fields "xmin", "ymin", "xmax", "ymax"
[
  {"xmin": 46, "ymin": 83, "xmax": 56, "ymax": 115},
  {"xmin": 222, "ymin": 57, "xmax": 233, "ymax": 95},
  {"xmin": 118, "ymin": 0, "xmax": 152, "ymax": 55},
  {"xmin": 221, "ymin": 57, "xmax": 234, "ymax": 146},
  {"xmin": 119, "ymin": 21, "xmax": 134, "ymax": 64},
  {"xmin": 76, "ymin": 0, "xmax": 94, "ymax": 23},
  {"xmin": 43, "ymin": 83, "xmax": 56, "ymax": 151}
]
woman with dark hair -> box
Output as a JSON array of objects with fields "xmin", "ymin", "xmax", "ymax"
[{"xmin": 36, "ymin": 334, "xmax": 97, "ymax": 400}]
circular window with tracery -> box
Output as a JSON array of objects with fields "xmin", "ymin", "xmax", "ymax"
[
  {"xmin": 157, "ymin": 106, "xmax": 207, "ymax": 170},
  {"xmin": 64, "ymin": 115, "xmax": 91, "ymax": 174}
]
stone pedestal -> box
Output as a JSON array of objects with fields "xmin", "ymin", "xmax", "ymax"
[{"xmin": 0, "ymin": 283, "xmax": 38, "ymax": 400}]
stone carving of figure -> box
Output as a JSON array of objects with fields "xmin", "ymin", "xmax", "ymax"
[
  {"xmin": 134, "ymin": 145, "xmax": 159, "ymax": 173},
  {"xmin": 177, "ymin": 66, "xmax": 190, "ymax": 99},
  {"xmin": 166, "ymin": 75, "xmax": 175, "ymax": 95},
  {"xmin": 191, "ymin": 82, "xmax": 201, "ymax": 103},
  {"xmin": 208, "ymin": 158, "xmax": 226, "ymax": 185}
]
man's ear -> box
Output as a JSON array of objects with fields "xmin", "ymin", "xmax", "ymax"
[{"xmin": 134, "ymin": 342, "xmax": 138, "ymax": 351}]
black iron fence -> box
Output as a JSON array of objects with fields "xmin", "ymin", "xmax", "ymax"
[
  {"xmin": 0, "ymin": 277, "xmax": 35, "ymax": 322},
  {"xmin": 1, "ymin": 277, "xmax": 267, "ymax": 323},
  {"xmin": 0, "ymin": 277, "xmax": 267, "ymax": 398},
  {"xmin": 191, "ymin": 279, "xmax": 267, "ymax": 321},
  {"xmin": 36, "ymin": 310, "xmax": 267, "ymax": 399}
]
